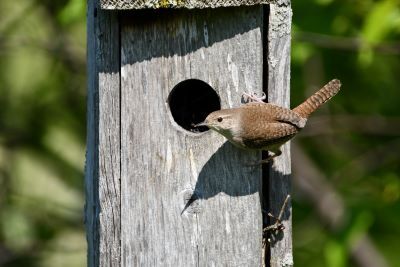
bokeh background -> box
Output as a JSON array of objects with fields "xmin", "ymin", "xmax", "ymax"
[{"xmin": 0, "ymin": 0, "xmax": 399, "ymax": 266}]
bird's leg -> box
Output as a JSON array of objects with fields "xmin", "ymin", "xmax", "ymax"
[
  {"xmin": 245, "ymin": 150, "xmax": 282, "ymax": 166},
  {"xmin": 259, "ymin": 150, "xmax": 282, "ymax": 164},
  {"xmin": 241, "ymin": 92, "xmax": 266, "ymax": 104}
]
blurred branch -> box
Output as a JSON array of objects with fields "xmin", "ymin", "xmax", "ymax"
[
  {"xmin": 351, "ymin": 234, "xmax": 391, "ymax": 267},
  {"xmin": 301, "ymin": 115, "xmax": 400, "ymax": 137},
  {"xmin": 292, "ymin": 143, "xmax": 389, "ymax": 267},
  {"xmin": 11, "ymin": 193, "xmax": 83, "ymax": 221},
  {"xmin": 294, "ymin": 31, "xmax": 400, "ymax": 55},
  {"xmin": 292, "ymin": 143, "xmax": 345, "ymax": 229},
  {"xmin": 331, "ymin": 138, "xmax": 400, "ymax": 182}
]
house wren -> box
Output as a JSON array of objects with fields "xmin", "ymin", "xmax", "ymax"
[{"xmin": 196, "ymin": 79, "xmax": 341, "ymax": 162}]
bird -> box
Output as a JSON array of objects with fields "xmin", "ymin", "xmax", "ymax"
[{"xmin": 196, "ymin": 79, "xmax": 341, "ymax": 163}]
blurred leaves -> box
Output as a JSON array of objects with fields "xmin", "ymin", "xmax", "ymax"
[
  {"xmin": 58, "ymin": 0, "xmax": 86, "ymax": 26},
  {"xmin": 359, "ymin": 0, "xmax": 400, "ymax": 64},
  {"xmin": 0, "ymin": 0, "xmax": 86, "ymax": 266},
  {"xmin": 361, "ymin": 0, "xmax": 400, "ymax": 44},
  {"xmin": 323, "ymin": 210, "xmax": 374, "ymax": 267},
  {"xmin": 324, "ymin": 240, "xmax": 346, "ymax": 267},
  {"xmin": 292, "ymin": 0, "xmax": 400, "ymax": 266}
]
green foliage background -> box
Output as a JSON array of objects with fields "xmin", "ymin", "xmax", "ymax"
[{"xmin": 0, "ymin": 0, "xmax": 399, "ymax": 266}]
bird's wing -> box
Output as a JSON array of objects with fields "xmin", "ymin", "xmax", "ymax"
[
  {"xmin": 244, "ymin": 103, "xmax": 307, "ymax": 129},
  {"xmin": 241, "ymin": 122, "xmax": 298, "ymax": 150}
]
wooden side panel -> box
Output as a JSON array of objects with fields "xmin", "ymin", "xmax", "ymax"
[
  {"xmin": 267, "ymin": 3, "xmax": 293, "ymax": 267},
  {"xmin": 86, "ymin": 0, "xmax": 121, "ymax": 266},
  {"xmin": 120, "ymin": 7, "xmax": 263, "ymax": 266}
]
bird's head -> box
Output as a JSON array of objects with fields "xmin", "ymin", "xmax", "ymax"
[{"xmin": 195, "ymin": 109, "xmax": 241, "ymax": 139}]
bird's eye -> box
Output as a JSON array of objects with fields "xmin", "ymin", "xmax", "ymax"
[{"xmin": 217, "ymin": 117, "xmax": 223, "ymax": 122}]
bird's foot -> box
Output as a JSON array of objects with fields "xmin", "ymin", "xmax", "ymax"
[{"xmin": 241, "ymin": 92, "xmax": 266, "ymax": 104}]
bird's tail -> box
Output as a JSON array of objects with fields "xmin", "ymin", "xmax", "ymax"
[{"xmin": 293, "ymin": 79, "xmax": 341, "ymax": 118}]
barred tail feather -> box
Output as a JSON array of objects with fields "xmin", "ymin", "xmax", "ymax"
[{"xmin": 293, "ymin": 79, "xmax": 341, "ymax": 118}]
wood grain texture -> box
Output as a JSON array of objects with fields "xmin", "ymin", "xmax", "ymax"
[
  {"xmin": 120, "ymin": 7, "xmax": 263, "ymax": 266},
  {"xmin": 266, "ymin": 3, "xmax": 293, "ymax": 267},
  {"xmin": 101, "ymin": 0, "xmax": 289, "ymax": 10},
  {"xmin": 85, "ymin": 0, "xmax": 121, "ymax": 266}
]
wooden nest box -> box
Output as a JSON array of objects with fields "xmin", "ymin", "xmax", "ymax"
[{"xmin": 86, "ymin": 0, "xmax": 293, "ymax": 266}]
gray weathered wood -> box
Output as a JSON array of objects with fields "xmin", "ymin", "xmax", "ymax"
[
  {"xmin": 101, "ymin": 0, "xmax": 289, "ymax": 10},
  {"xmin": 86, "ymin": 2, "xmax": 294, "ymax": 266},
  {"xmin": 85, "ymin": 0, "xmax": 121, "ymax": 266},
  {"xmin": 120, "ymin": 7, "xmax": 264, "ymax": 266},
  {"xmin": 266, "ymin": 3, "xmax": 293, "ymax": 267}
]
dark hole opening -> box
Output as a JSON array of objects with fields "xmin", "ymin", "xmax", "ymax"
[{"xmin": 168, "ymin": 79, "xmax": 221, "ymax": 133}]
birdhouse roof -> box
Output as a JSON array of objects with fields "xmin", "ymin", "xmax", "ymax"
[{"xmin": 101, "ymin": 0, "xmax": 288, "ymax": 10}]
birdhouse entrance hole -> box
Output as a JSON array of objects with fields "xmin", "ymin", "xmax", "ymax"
[{"xmin": 167, "ymin": 79, "xmax": 220, "ymax": 133}]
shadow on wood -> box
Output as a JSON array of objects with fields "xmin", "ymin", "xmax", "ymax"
[
  {"xmin": 120, "ymin": 6, "xmax": 262, "ymax": 64},
  {"xmin": 182, "ymin": 141, "xmax": 261, "ymax": 214}
]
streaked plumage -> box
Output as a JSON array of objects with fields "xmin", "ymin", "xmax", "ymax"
[{"xmin": 197, "ymin": 79, "xmax": 341, "ymax": 162}]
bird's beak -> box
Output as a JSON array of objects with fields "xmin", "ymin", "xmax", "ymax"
[{"xmin": 194, "ymin": 121, "xmax": 209, "ymax": 128}]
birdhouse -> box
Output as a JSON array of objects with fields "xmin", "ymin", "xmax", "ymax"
[{"xmin": 86, "ymin": 0, "xmax": 293, "ymax": 266}]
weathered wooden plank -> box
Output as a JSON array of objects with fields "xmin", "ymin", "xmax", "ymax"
[
  {"xmin": 85, "ymin": 0, "xmax": 121, "ymax": 266},
  {"xmin": 101, "ymin": 0, "xmax": 289, "ymax": 10},
  {"xmin": 266, "ymin": 3, "xmax": 293, "ymax": 267},
  {"xmin": 120, "ymin": 7, "xmax": 264, "ymax": 266}
]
